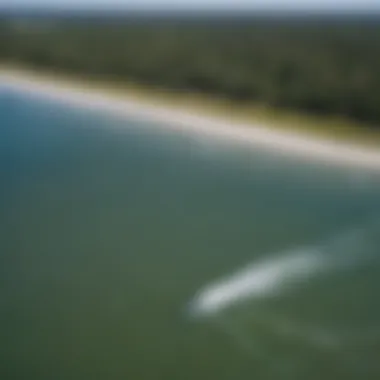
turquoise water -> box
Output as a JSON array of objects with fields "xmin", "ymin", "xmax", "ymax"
[{"xmin": 1, "ymin": 88, "xmax": 380, "ymax": 380}]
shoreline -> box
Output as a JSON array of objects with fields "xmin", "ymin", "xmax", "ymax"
[{"xmin": 2, "ymin": 67, "xmax": 380, "ymax": 171}]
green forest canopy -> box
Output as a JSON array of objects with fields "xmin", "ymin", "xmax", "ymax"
[{"xmin": 1, "ymin": 14, "xmax": 380, "ymax": 127}]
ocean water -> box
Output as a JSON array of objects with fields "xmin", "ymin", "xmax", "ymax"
[{"xmin": 1, "ymin": 88, "xmax": 380, "ymax": 380}]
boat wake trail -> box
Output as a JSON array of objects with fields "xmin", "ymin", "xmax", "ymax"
[
  {"xmin": 188, "ymin": 217, "xmax": 380, "ymax": 319},
  {"xmin": 187, "ymin": 216, "xmax": 380, "ymax": 375},
  {"xmin": 188, "ymin": 248, "xmax": 325, "ymax": 317}
]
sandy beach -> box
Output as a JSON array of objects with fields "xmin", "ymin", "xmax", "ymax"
[{"xmin": 2, "ymin": 67, "xmax": 380, "ymax": 171}]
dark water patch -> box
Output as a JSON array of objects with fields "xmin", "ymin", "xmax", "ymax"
[{"xmin": 1, "ymin": 90, "xmax": 380, "ymax": 380}]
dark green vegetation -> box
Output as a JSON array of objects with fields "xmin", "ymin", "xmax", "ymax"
[{"xmin": 1, "ymin": 14, "xmax": 380, "ymax": 126}]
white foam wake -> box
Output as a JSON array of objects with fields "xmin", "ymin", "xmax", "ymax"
[
  {"xmin": 188, "ymin": 218, "xmax": 380, "ymax": 318},
  {"xmin": 188, "ymin": 249, "xmax": 326, "ymax": 317}
]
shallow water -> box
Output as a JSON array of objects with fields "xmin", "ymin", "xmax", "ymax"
[{"xmin": 1, "ymin": 88, "xmax": 380, "ymax": 380}]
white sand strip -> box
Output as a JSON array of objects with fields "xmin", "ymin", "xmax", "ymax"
[{"xmin": 1, "ymin": 69, "xmax": 380, "ymax": 171}]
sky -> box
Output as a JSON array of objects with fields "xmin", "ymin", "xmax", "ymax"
[{"xmin": 3, "ymin": 0, "xmax": 380, "ymax": 12}]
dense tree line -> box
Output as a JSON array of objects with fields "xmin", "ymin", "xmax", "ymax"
[{"xmin": 1, "ymin": 15, "xmax": 380, "ymax": 126}]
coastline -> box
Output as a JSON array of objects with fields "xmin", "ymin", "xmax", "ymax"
[{"xmin": 1, "ymin": 66, "xmax": 380, "ymax": 171}]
